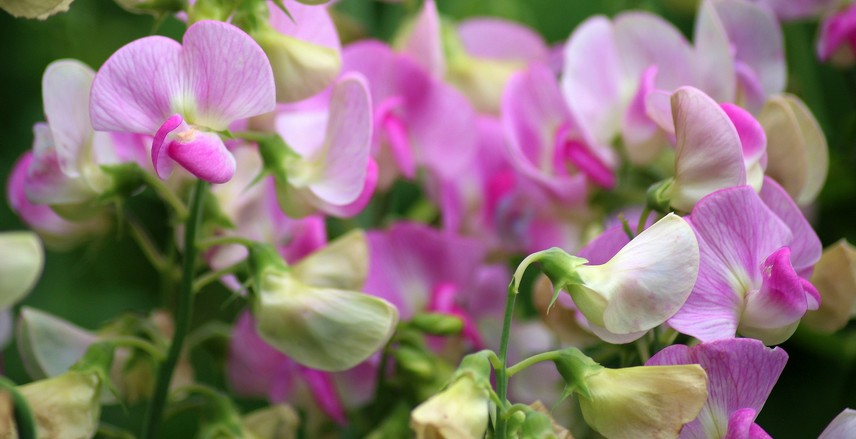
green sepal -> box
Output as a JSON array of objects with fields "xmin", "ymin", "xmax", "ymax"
[
  {"xmin": 646, "ymin": 178, "xmax": 674, "ymax": 213},
  {"xmin": 551, "ymin": 348, "xmax": 601, "ymax": 404},
  {"xmin": 511, "ymin": 248, "xmax": 587, "ymax": 312},
  {"xmin": 521, "ymin": 410, "xmax": 556, "ymax": 439},
  {"xmin": 69, "ymin": 342, "xmax": 121, "ymax": 403},
  {"xmin": 98, "ymin": 163, "xmax": 146, "ymax": 203}
]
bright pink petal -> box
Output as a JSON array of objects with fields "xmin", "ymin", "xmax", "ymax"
[
  {"xmin": 561, "ymin": 16, "xmax": 623, "ymax": 144},
  {"xmin": 457, "ymin": 18, "xmax": 548, "ymax": 62},
  {"xmin": 721, "ymin": 103, "xmax": 766, "ymax": 163},
  {"xmin": 670, "ymin": 186, "xmax": 791, "ymax": 341},
  {"xmin": 741, "ymin": 247, "xmax": 815, "ymax": 331},
  {"xmin": 299, "ymin": 367, "xmax": 347, "ymax": 425},
  {"xmin": 647, "ymin": 338, "xmax": 787, "ymax": 439},
  {"xmin": 42, "ymin": 60, "xmax": 95, "ymax": 176},
  {"xmin": 398, "ymin": 0, "xmax": 444, "ymax": 77},
  {"xmin": 818, "ymin": 3, "xmax": 856, "ymax": 61},
  {"xmin": 670, "ymin": 87, "xmax": 747, "ymax": 212},
  {"xmin": 152, "ymin": 114, "xmax": 183, "ymax": 180},
  {"xmin": 90, "ymin": 36, "xmax": 182, "ymax": 133},
  {"xmin": 759, "ymin": 177, "xmax": 821, "ymax": 277},
  {"xmin": 181, "ymin": 21, "xmax": 276, "ymax": 130},
  {"xmin": 166, "ymin": 124, "xmax": 236, "ymax": 184}
]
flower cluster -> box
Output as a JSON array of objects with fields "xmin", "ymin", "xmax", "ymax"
[{"xmin": 2, "ymin": 0, "xmax": 856, "ymax": 438}]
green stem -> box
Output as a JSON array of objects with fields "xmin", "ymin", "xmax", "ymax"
[
  {"xmin": 494, "ymin": 284, "xmax": 517, "ymax": 438},
  {"xmin": 127, "ymin": 215, "xmax": 168, "ymax": 273},
  {"xmin": 196, "ymin": 235, "xmax": 257, "ymax": 251},
  {"xmin": 141, "ymin": 180, "xmax": 207, "ymax": 439},
  {"xmin": 636, "ymin": 207, "xmax": 652, "ymax": 236},
  {"xmin": 507, "ymin": 351, "xmax": 563, "ymax": 377},
  {"xmin": 192, "ymin": 261, "xmax": 246, "ymax": 293},
  {"xmin": 0, "ymin": 377, "xmax": 37, "ymax": 439},
  {"xmin": 141, "ymin": 172, "xmax": 189, "ymax": 220}
]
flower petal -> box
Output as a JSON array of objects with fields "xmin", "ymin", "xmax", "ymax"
[
  {"xmin": 694, "ymin": 0, "xmax": 737, "ymax": 102},
  {"xmin": 42, "ymin": 60, "xmax": 95, "ymax": 177},
  {"xmin": 90, "ymin": 36, "xmax": 182, "ymax": 133},
  {"xmin": 457, "ymin": 18, "xmax": 548, "ymax": 62},
  {"xmin": 397, "ymin": 0, "xmax": 444, "ymax": 77},
  {"xmin": 0, "ymin": 233, "xmax": 43, "ymax": 309},
  {"xmin": 819, "ymin": 408, "xmax": 856, "ymax": 439},
  {"xmin": 181, "ymin": 21, "xmax": 276, "ymax": 129},
  {"xmin": 670, "ymin": 87, "xmax": 746, "ymax": 212},
  {"xmin": 613, "ymin": 11, "xmax": 696, "ymax": 90},
  {"xmin": 166, "ymin": 125, "xmax": 236, "ymax": 184},
  {"xmin": 759, "ymin": 177, "xmax": 821, "ymax": 277}
]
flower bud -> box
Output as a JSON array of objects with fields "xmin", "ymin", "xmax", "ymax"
[
  {"xmin": 249, "ymin": 245, "xmax": 398, "ymax": 371},
  {"xmin": 758, "ymin": 94, "xmax": 828, "ymax": 206},
  {"xmin": 0, "ymin": 232, "xmax": 43, "ymax": 309},
  {"xmin": 578, "ymin": 365, "xmax": 708, "ymax": 439},
  {"xmin": 410, "ymin": 373, "xmax": 490, "ymax": 438},
  {"xmin": 18, "ymin": 370, "xmax": 103, "ymax": 439},
  {"xmin": 409, "ymin": 313, "xmax": 464, "ymax": 336},
  {"xmin": 252, "ymin": 24, "xmax": 342, "ymax": 103},
  {"xmin": 803, "ymin": 239, "xmax": 856, "ymax": 333},
  {"xmin": 0, "ymin": 0, "xmax": 73, "ymax": 19}
]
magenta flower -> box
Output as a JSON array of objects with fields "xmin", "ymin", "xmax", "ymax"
[
  {"xmin": 502, "ymin": 64, "xmax": 617, "ymax": 205},
  {"xmin": 818, "ymin": 2, "xmax": 856, "ymax": 64},
  {"xmin": 647, "ymin": 338, "xmax": 787, "ymax": 439},
  {"xmin": 653, "ymin": 87, "xmax": 767, "ymax": 212},
  {"xmin": 342, "ymin": 40, "xmax": 478, "ymax": 189},
  {"xmin": 90, "ymin": 20, "xmax": 275, "ymax": 184},
  {"xmin": 272, "ymin": 74, "xmax": 377, "ymax": 218},
  {"xmin": 669, "ymin": 182, "xmax": 821, "ymax": 344},
  {"xmin": 364, "ymin": 222, "xmax": 503, "ymax": 348}
]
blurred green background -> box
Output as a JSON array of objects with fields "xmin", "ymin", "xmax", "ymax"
[{"xmin": 2, "ymin": 0, "xmax": 856, "ymax": 437}]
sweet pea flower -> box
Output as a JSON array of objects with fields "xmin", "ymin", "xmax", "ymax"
[
  {"xmin": 90, "ymin": 20, "xmax": 275, "ymax": 184},
  {"xmin": 342, "ymin": 40, "xmax": 477, "ymax": 189},
  {"xmin": 0, "ymin": 0, "xmax": 73, "ymax": 19},
  {"xmin": 514, "ymin": 213, "xmax": 699, "ymax": 344},
  {"xmin": 22, "ymin": 60, "xmax": 129, "ymax": 213},
  {"xmin": 8, "ymin": 153, "xmax": 110, "ymax": 250},
  {"xmin": 562, "ymin": 12, "xmax": 695, "ymax": 163},
  {"xmin": 396, "ymin": 0, "xmax": 550, "ymax": 113},
  {"xmin": 503, "ymin": 64, "xmax": 617, "ymax": 205},
  {"xmin": 647, "ymin": 338, "xmax": 788, "ymax": 439},
  {"xmin": 757, "ymin": 94, "xmax": 828, "ymax": 205},
  {"xmin": 819, "ymin": 2, "xmax": 856, "ymax": 65},
  {"xmin": 653, "ymin": 87, "xmax": 767, "ymax": 212},
  {"xmin": 669, "ymin": 183, "xmax": 821, "ymax": 344},
  {"xmin": 269, "ymin": 73, "xmax": 376, "ymax": 218},
  {"xmin": 694, "ymin": 0, "xmax": 785, "ymax": 112},
  {"xmin": 0, "ymin": 231, "xmax": 43, "ymax": 348},
  {"xmin": 364, "ymin": 222, "xmax": 506, "ymax": 350}
]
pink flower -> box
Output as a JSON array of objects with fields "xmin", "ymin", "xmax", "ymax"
[
  {"xmin": 669, "ymin": 183, "xmax": 821, "ymax": 345},
  {"xmin": 647, "ymin": 338, "xmax": 788, "ymax": 439},
  {"xmin": 818, "ymin": 3, "xmax": 856, "ymax": 64},
  {"xmin": 90, "ymin": 20, "xmax": 275, "ymax": 184}
]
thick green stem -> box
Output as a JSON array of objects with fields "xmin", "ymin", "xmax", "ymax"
[
  {"xmin": 494, "ymin": 284, "xmax": 517, "ymax": 438},
  {"xmin": 507, "ymin": 351, "xmax": 563, "ymax": 377},
  {"xmin": 141, "ymin": 180, "xmax": 206, "ymax": 439}
]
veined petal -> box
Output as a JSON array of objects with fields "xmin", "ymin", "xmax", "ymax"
[
  {"xmin": 670, "ymin": 87, "xmax": 746, "ymax": 212},
  {"xmin": 90, "ymin": 35, "xmax": 182, "ymax": 133},
  {"xmin": 42, "ymin": 60, "xmax": 95, "ymax": 177},
  {"xmin": 759, "ymin": 177, "xmax": 821, "ymax": 277},
  {"xmin": 670, "ymin": 186, "xmax": 792, "ymax": 342},
  {"xmin": 647, "ymin": 339, "xmax": 787, "ymax": 439},
  {"xmin": 182, "ymin": 21, "xmax": 276, "ymax": 129},
  {"xmin": 575, "ymin": 213, "xmax": 698, "ymax": 337}
]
